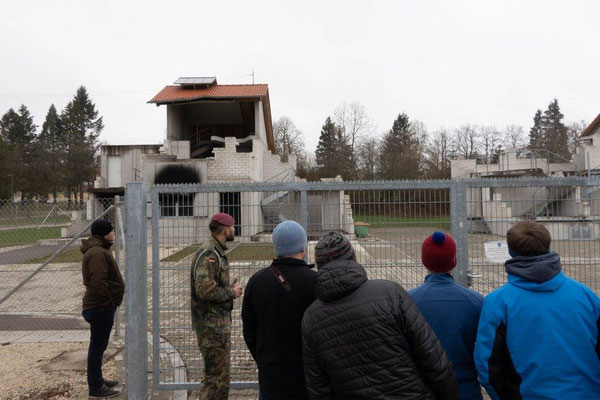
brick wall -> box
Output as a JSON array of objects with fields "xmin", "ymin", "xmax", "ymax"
[
  {"xmin": 263, "ymin": 151, "xmax": 297, "ymax": 181},
  {"xmin": 206, "ymin": 137, "xmax": 261, "ymax": 182}
]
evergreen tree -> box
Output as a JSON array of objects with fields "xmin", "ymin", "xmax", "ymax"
[
  {"xmin": 61, "ymin": 86, "xmax": 103, "ymax": 203},
  {"xmin": 38, "ymin": 104, "xmax": 65, "ymax": 201},
  {"xmin": 315, "ymin": 117, "xmax": 353, "ymax": 179},
  {"xmin": 0, "ymin": 135, "xmax": 9, "ymax": 198},
  {"xmin": 528, "ymin": 100, "xmax": 570, "ymax": 163},
  {"xmin": 528, "ymin": 109, "xmax": 544, "ymax": 152},
  {"xmin": 541, "ymin": 98, "xmax": 570, "ymax": 162},
  {"xmin": 0, "ymin": 105, "xmax": 38, "ymax": 198},
  {"xmin": 378, "ymin": 113, "xmax": 423, "ymax": 180}
]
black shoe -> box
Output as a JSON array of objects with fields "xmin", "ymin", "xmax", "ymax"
[
  {"xmin": 104, "ymin": 379, "xmax": 119, "ymax": 388},
  {"xmin": 89, "ymin": 384, "xmax": 120, "ymax": 398}
]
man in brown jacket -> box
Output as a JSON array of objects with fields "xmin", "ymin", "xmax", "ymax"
[{"xmin": 81, "ymin": 218, "xmax": 125, "ymax": 399}]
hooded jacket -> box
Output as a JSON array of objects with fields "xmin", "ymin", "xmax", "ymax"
[
  {"xmin": 409, "ymin": 273, "xmax": 484, "ymax": 400},
  {"xmin": 81, "ymin": 236, "xmax": 125, "ymax": 310},
  {"xmin": 301, "ymin": 259, "xmax": 459, "ymax": 400},
  {"xmin": 474, "ymin": 252, "xmax": 600, "ymax": 399}
]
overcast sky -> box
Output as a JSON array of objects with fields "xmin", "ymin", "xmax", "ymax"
[{"xmin": 1, "ymin": 0, "xmax": 598, "ymax": 152}]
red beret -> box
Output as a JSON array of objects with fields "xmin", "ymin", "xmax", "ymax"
[{"xmin": 210, "ymin": 213, "xmax": 235, "ymax": 227}]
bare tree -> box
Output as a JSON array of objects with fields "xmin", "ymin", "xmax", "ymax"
[
  {"xmin": 273, "ymin": 116, "xmax": 305, "ymax": 158},
  {"xmin": 566, "ymin": 120, "xmax": 587, "ymax": 155},
  {"xmin": 424, "ymin": 128, "xmax": 454, "ymax": 179},
  {"xmin": 478, "ymin": 125, "xmax": 501, "ymax": 164},
  {"xmin": 502, "ymin": 124, "xmax": 526, "ymax": 152},
  {"xmin": 334, "ymin": 102, "xmax": 376, "ymax": 171},
  {"xmin": 356, "ymin": 137, "xmax": 380, "ymax": 180},
  {"xmin": 296, "ymin": 151, "xmax": 319, "ymax": 181},
  {"xmin": 454, "ymin": 124, "xmax": 479, "ymax": 159}
]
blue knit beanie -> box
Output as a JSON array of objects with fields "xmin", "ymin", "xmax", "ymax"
[{"xmin": 273, "ymin": 220, "xmax": 307, "ymax": 258}]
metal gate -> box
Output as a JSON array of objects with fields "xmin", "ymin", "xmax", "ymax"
[{"xmin": 144, "ymin": 177, "xmax": 600, "ymax": 390}]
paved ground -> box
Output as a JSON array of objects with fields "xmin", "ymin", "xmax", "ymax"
[
  {"xmin": 0, "ymin": 314, "xmax": 87, "ymax": 331},
  {"xmin": 0, "ymin": 244, "xmax": 64, "ymax": 265},
  {"xmin": 1, "ymin": 226, "xmax": 598, "ymax": 398},
  {"xmin": 0, "ymin": 328, "xmax": 258, "ymax": 399}
]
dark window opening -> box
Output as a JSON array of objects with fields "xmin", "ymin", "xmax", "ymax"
[
  {"xmin": 220, "ymin": 192, "xmax": 241, "ymax": 234},
  {"xmin": 159, "ymin": 193, "xmax": 194, "ymax": 217}
]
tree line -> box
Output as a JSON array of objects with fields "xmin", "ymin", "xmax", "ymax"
[
  {"xmin": 274, "ymin": 99, "xmax": 587, "ymax": 181},
  {"xmin": 0, "ymin": 86, "xmax": 102, "ymax": 202}
]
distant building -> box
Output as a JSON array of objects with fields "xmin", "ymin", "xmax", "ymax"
[
  {"xmin": 450, "ymin": 115, "xmax": 600, "ymax": 239},
  {"xmin": 86, "ymin": 77, "xmax": 354, "ymax": 242}
]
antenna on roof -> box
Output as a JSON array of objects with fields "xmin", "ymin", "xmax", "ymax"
[{"xmin": 252, "ymin": 71, "xmax": 255, "ymax": 84}]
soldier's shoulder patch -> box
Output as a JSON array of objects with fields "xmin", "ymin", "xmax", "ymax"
[{"xmin": 198, "ymin": 249, "xmax": 218, "ymax": 262}]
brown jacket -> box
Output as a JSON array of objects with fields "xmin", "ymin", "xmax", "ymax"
[{"xmin": 81, "ymin": 236, "xmax": 125, "ymax": 310}]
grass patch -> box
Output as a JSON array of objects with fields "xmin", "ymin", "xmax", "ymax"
[
  {"xmin": 228, "ymin": 243, "xmax": 275, "ymax": 261},
  {"xmin": 162, "ymin": 244, "xmax": 202, "ymax": 262},
  {"xmin": 0, "ymin": 227, "xmax": 62, "ymax": 248},
  {"xmin": 0, "ymin": 215, "xmax": 72, "ymax": 227},
  {"xmin": 353, "ymin": 214, "xmax": 451, "ymax": 229},
  {"xmin": 161, "ymin": 242, "xmax": 275, "ymax": 262},
  {"xmin": 25, "ymin": 247, "xmax": 83, "ymax": 264}
]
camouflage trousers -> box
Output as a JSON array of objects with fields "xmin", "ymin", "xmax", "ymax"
[{"xmin": 196, "ymin": 321, "xmax": 231, "ymax": 400}]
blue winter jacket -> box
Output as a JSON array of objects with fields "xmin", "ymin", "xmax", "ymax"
[
  {"xmin": 474, "ymin": 252, "xmax": 600, "ymax": 400},
  {"xmin": 409, "ymin": 273, "xmax": 484, "ymax": 400}
]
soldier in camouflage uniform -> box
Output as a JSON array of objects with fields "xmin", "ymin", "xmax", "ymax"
[{"xmin": 191, "ymin": 213, "xmax": 243, "ymax": 400}]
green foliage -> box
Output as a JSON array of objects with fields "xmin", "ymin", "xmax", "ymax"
[
  {"xmin": 529, "ymin": 99, "xmax": 570, "ymax": 163},
  {"xmin": 541, "ymin": 99, "xmax": 570, "ymax": 162},
  {"xmin": 378, "ymin": 113, "xmax": 423, "ymax": 180},
  {"xmin": 0, "ymin": 105, "xmax": 38, "ymax": 198},
  {"xmin": 61, "ymin": 86, "xmax": 103, "ymax": 203},
  {"xmin": 315, "ymin": 117, "xmax": 354, "ymax": 179},
  {"xmin": 37, "ymin": 104, "xmax": 66, "ymax": 201}
]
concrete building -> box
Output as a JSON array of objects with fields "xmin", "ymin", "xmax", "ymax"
[
  {"xmin": 86, "ymin": 77, "xmax": 353, "ymax": 242},
  {"xmin": 450, "ymin": 115, "xmax": 600, "ymax": 238}
]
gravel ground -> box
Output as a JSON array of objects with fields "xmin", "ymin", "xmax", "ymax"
[{"xmin": 0, "ymin": 342, "xmax": 117, "ymax": 400}]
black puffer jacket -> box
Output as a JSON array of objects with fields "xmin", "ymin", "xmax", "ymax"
[{"xmin": 301, "ymin": 260, "xmax": 459, "ymax": 400}]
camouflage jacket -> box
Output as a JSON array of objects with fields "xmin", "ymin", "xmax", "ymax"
[{"xmin": 190, "ymin": 236, "xmax": 235, "ymax": 330}]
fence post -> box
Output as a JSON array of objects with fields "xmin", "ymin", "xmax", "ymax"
[
  {"xmin": 114, "ymin": 195, "xmax": 121, "ymax": 338},
  {"xmin": 451, "ymin": 182, "xmax": 469, "ymax": 287},
  {"xmin": 125, "ymin": 182, "xmax": 148, "ymax": 399},
  {"xmin": 300, "ymin": 191, "xmax": 308, "ymax": 261}
]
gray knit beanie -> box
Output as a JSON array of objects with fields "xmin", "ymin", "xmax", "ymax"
[
  {"xmin": 315, "ymin": 231, "xmax": 355, "ymax": 269},
  {"xmin": 273, "ymin": 220, "xmax": 307, "ymax": 258}
]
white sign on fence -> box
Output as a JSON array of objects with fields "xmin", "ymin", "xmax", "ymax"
[{"xmin": 484, "ymin": 241, "xmax": 510, "ymax": 264}]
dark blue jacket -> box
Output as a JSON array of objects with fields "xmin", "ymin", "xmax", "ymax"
[
  {"xmin": 474, "ymin": 252, "xmax": 600, "ymax": 399},
  {"xmin": 409, "ymin": 273, "xmax": 484, "ymax": 400}
]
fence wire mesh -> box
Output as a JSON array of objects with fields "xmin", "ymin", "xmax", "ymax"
[
  {"xmin": 0, "ymin": 198, "xmax": 125, "ymax": 337},
  {"xmin": 149, "ymin": 178, "xmax": 600, "ymax": 390},
  {"xmin": 466, "ymin": 184, "xmax": 600, "ymax": 295}
]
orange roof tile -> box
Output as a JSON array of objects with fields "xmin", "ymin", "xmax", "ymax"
[{"xmin": 148, "ymin": 84, "xmax": 269, "ymax": 104}]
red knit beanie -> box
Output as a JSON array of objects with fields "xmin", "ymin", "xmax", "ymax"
[{"xmin": 421, "ymin": 231, "xmax": 457, "ymax": 273}]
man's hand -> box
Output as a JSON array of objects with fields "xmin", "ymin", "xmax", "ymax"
[{"xmin": 231, "ymin": 278, "xmax": 243, "ymax": 298}]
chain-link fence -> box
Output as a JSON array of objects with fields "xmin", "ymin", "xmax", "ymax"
[
  {"xmin": 145, "ymin": 177, "xmax": 600, "ymax": 391},
  {"xmin": 0, "ymin": 197, "xmax": 125, "ymax": 337}
]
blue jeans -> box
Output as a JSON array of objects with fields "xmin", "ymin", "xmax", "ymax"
[{"xmin": 82, "ymin": 307, "xmax": 116, "ymax": 391}]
